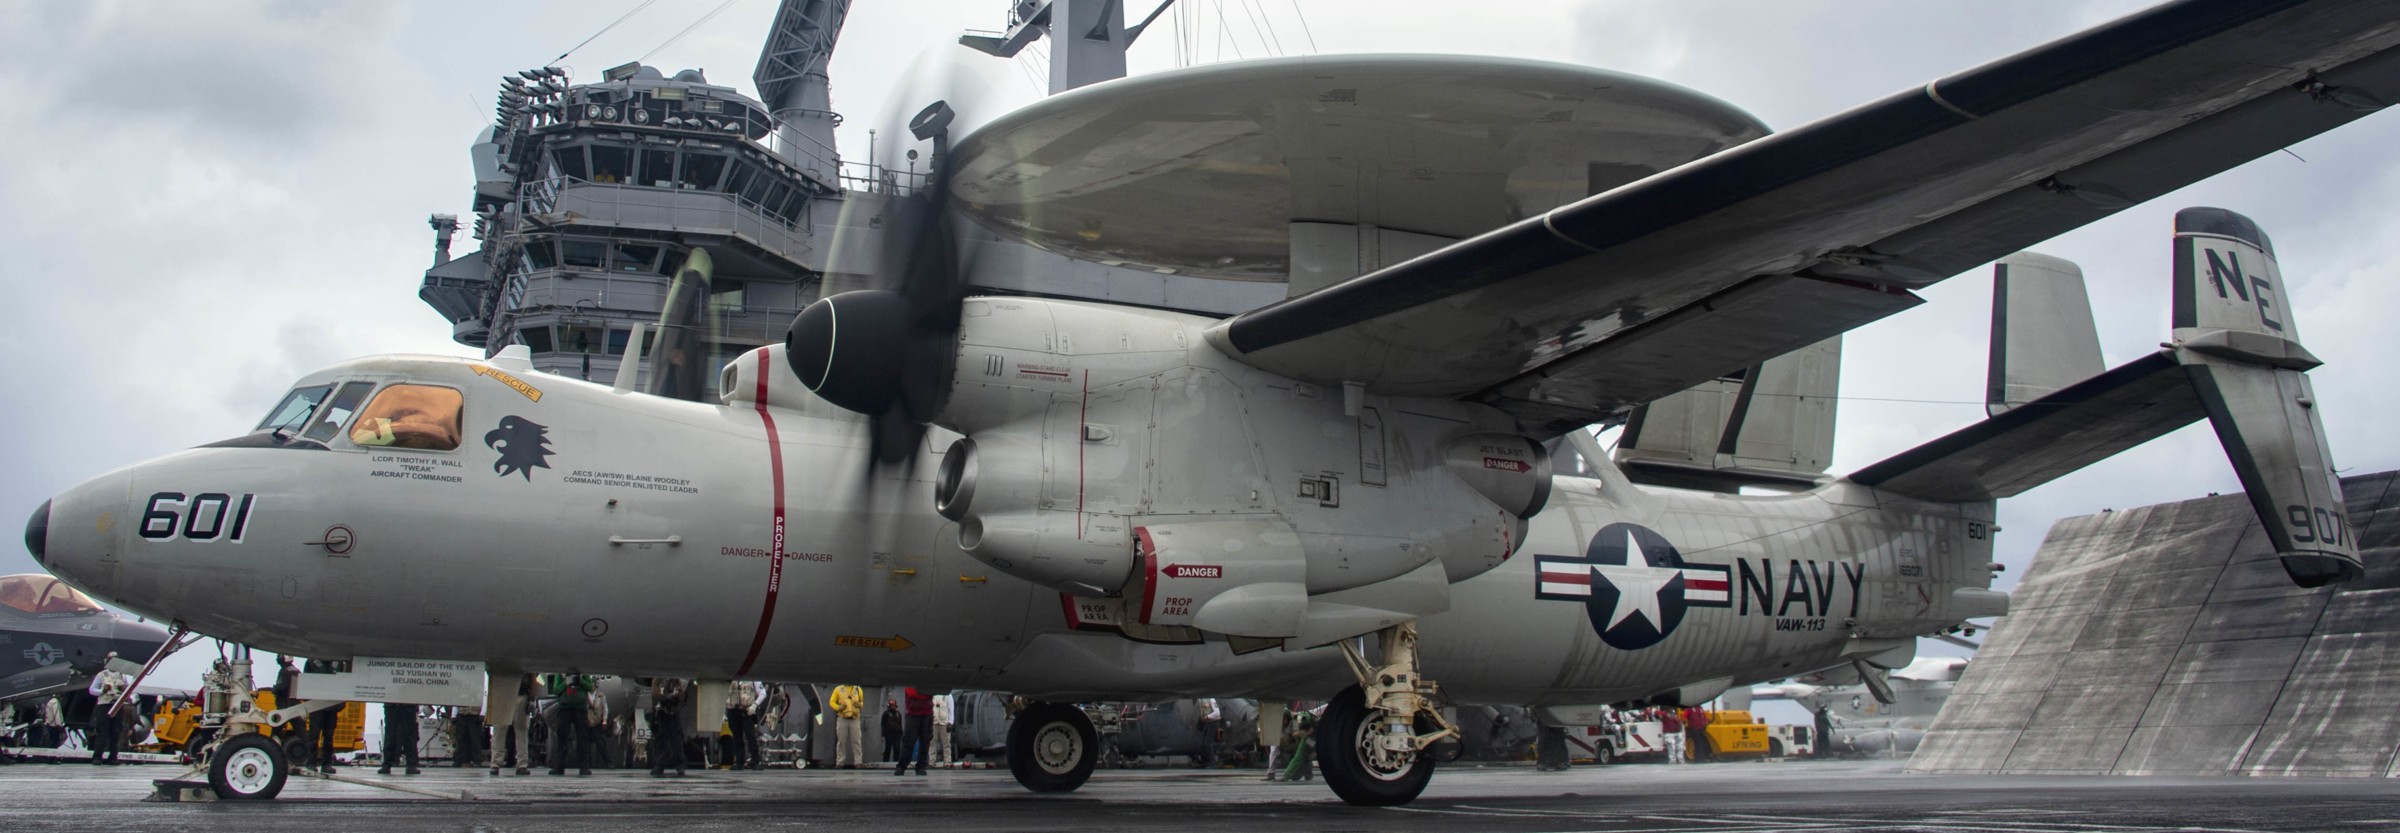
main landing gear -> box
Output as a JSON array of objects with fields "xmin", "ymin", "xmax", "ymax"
[
  {"xmin": 1320, "ymin": 621, "xmax": 1457, "ymax": 806},
  {"xmin": 1007, "ymin": 701, "xmax": 1099, "ymax": 793}
]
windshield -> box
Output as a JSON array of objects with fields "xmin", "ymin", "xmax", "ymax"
[
  {"xmin": 256, "ymin": 385, "xmax": 333, "ymax": 433},
  {"xmin": 302, "ymin": 381, "xmax": 376, "ymax": 443}
]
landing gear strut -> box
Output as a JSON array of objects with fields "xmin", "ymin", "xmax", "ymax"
[
  {"xmin": 1007, "ymin": 701, "xmax": 1098, "ymax": 793},
  {"xmin": 1320, "ymin": 621, "xmax": 1456, "ymax": 806}
]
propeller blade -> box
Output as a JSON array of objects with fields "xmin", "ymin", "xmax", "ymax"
[{"xmin": 645, "ymin": 247, "xmax": 717, "ymax": 402}]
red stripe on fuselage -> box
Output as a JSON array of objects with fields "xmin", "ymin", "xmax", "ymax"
[{"xmin": 736, "ymin": 349, "xmax": 788, "ymax": 677}]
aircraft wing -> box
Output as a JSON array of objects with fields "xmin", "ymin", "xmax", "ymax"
[{"xmin": 1207, "ymin": 0, "xmax": 2400, "ymax": 437}]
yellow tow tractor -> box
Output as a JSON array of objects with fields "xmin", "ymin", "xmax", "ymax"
[{"xmin": 1688, "ymin": 710, "xmax": 1774, "ymax": 760}]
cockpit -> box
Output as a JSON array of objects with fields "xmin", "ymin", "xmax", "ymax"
[
  {"xmin": 239, "ymin": 379, "xmax": 467, "ymax": 451},
  {"xmin": 0, "ymin": 573, "xmax": 104, "ymax": 617}
]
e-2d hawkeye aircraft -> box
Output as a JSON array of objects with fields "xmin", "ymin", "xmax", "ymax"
[{"xmin": 25, "ymin": 0, "xmax": 2391, "ymax": 803}]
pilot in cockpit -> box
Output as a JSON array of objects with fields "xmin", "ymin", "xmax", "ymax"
[
  {"xmin": 347, "ymin": 384, "xmax": 463, "ymax": 449},
  {"xmin": 249, "ymin": 380, "xmax": 464, "ymax": 450}
]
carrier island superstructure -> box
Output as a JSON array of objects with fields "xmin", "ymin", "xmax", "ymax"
[{"xmin": 418, "ymin": 1, "xmax": 1223, "ymax": 393}]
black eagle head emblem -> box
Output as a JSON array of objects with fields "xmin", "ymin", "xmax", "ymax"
[{"xmin": 484, "ymin": 416, "xmax": 553, "ymax": 480}]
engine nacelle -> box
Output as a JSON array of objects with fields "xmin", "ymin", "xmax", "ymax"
[
  {"xmin": 1129, "ymin": 519, "xmax": 1307, "ymax": 637},
  {"xmin": 937, "ymin": 434, "xmax": 1138, "ymax": 597},
  {"xmin": 905, "ymin": 296, "xmax": 1556, "ymax": 640},
  {"xmin": 1443, "ymin": 433, "xmax": 1553, "ymax": 520}
]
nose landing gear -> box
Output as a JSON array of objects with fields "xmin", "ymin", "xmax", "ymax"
[
  {"xmin": 1320, "ymin": 621, "xmax": 1457, "ymax": 806},
  {"xmin": 208, "ymin": 734, "xmax": 289, "ymax": 800}
]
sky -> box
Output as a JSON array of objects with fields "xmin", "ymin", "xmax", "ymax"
[{"xmin": 1, "ymin": 1, "xmax": 2394, "ymax": 714}]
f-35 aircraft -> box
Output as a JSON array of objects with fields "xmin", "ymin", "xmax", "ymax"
[
  {"xmin": 0, "ymin": 573, "xmax": 170, "ymax": 707},
  {"xmin": 25, "ymin": 0, "xmax": 2392, "ymax": 804}
]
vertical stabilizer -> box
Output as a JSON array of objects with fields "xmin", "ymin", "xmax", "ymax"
[
  {"xmin": 1847, "ymin": 207, "xmax": 2353, "ymax": 589},
  {"xmin": 2170, "ymin": 207, "xmax": 2355, "ymax": 587},
  {"xmin": 1614, "ymin": 336, "xmax": 1840, "ymax": 491},
  {"xmin": 1987, "ymin": 252, "xmax": 2102, "ymax": 417}
]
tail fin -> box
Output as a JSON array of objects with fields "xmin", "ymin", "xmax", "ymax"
[
  {"xmin": 2170, "ymin": 208, "xmax": 2353, "ymax": 587},
  {"xmin": 1613, "ymin": 336, "xmax": 1842, "ymax": 492},
  {"xmin": 1987, "ymin": 252, "xmax": 2103, "ymax": 417},
  {"xmin": 1848, "ymin": 207, "xmax": 2357, "ymax": 587}
]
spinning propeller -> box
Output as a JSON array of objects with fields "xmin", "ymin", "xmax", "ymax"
[{"xmin": 786, "ymin": 98, "xmax": 970, "ymax": 468}]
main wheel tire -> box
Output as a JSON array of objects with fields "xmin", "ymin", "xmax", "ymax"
[
  {"xmin": 1316, "ymin": 685, "xmax": 1433, "ymax": 806},
  {"xmin": 1007, "ymin": 702, "xmax": 1098, "ymax": 793},
  {"xmin": 209, "ymin": 734, "xmax": 288, "ymax": 800}
]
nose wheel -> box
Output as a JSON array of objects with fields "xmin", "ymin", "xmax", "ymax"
[
  {"xmin": 1007, "ymin": 701, "xmax": 1098, "ymax": 793},
  {"xmin": 208, "ymin": 733, "xmax": 289, "ymax": 800},
  {"xmin": 1319, "ymin": 621, "xmax": 1455, "ymax": 806}
]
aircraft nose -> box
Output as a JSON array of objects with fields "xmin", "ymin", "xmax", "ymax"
[
  {"xmin": 24, "ymin": 498, "xmax": 49, "ymax": 566},
  {"xmin": 39, "ymin": 470, "xmax": 134, "ymax": 598}
]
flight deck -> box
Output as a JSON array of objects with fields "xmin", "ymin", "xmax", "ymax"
[{"xmin": 5, "ymin": 760, "xmax": 2397, "ymax": 832}]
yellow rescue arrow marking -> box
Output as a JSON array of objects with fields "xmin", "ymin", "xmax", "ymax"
[
  {"xmin": 471, "ymin": 364, "xmax": 545, "ymax": 402},
  {"xmin": 834, "ymin": 635, "xmax": 915, "ymax": 652}
]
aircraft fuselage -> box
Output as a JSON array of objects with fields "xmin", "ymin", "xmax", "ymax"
[{"xmin": 34, "ymin": 345, "xmax": 2000, "ymax": 708}]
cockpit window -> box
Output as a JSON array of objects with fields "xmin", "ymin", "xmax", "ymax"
[
  {"xmin": 0, "ymin": 574, "xmax": 103, "ymax": 616},
  {"xmin": 349, "ymin": 384, "xmax": 464, "ymax": 450},
  {"xmin": 302, "ymin": 381, "xmax": 376, "ymax": 443},
  {"xmin": 256, "ymin": 385, "xmax": 333, "ymax": 433}
]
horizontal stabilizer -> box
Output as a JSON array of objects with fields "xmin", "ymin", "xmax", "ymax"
[
  {"xmin": 1849, "ymin": 350, "xmax": 2201, "ymax": 501},
  {"xmin": 1851, "ymin": 208, "xmax": 2356, "ymax": 587}
]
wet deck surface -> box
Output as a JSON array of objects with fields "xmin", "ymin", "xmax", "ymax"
[{"xmin": 5, "ymin": 757, "xmax": 2398, "ymax": 831}]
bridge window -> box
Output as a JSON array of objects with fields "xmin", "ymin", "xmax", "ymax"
[
  {"xmin": 561, "ymin": 325, "xmax": 606, "ymax": 354},
  {"xmin": 606, "ymin": 327, "xmax": 644, "ymax": 357},
  {"xmin": 612, "ymin": 243, "xmax": 660, "ymax": 274},
  {"xmin": 642, "ymin": 148, "xmax": 676, "ymax": 188},
  {"xmin": 561, "ymin": 239, "xmax": 605, "ymax": 270},
  {"xmin": 523, "ymin": 241, "xmax": 556, "ymax": 270},
  {"xmin": 772, "ymin": 189, "xmax": 805, "ymax": 224},
  {"xmin": 551, "ymin": 146, "xmax": 587, "ymax": 181},
  {"xmin": 725, "ymin": 162, "xmax": 757, "ymax": 198},
  {"xmin": 256, "ymin": 384, "xmax": 333, "ymax": 433},
  {"xmin": 349, "ymin": 384, "xmax": 464, "ymax": 451},
  {"xmin": 759, "ymin": 182, "xmax": 791, "ymax": 217},
  {"xmin": 739, "ymin": 166, "xmax": 773, "ymax": 205},
  {"xmin": 303, "ymin": 381, "xmax": 377, "ymax": 443},
  {"xmin": 680, "ymin": 153, "xmax": 727, "ymax": 190},
  {"xmin": 520, "ymin": 326, "xmax": 554, "ymax": 354},
  {"xmin": 590, "ymin": 146, "xmax": 632, "ymax": 184}
]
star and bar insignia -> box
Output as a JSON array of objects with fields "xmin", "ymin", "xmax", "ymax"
[{"xmin": 1535, "ymin": 522, "xmax": 1728, "ymax": 650}]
